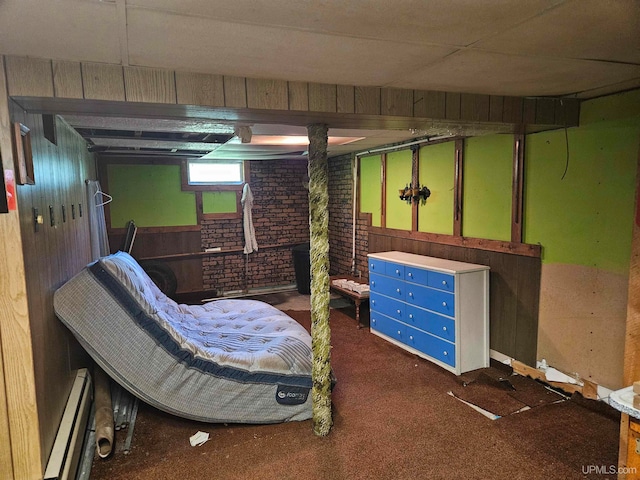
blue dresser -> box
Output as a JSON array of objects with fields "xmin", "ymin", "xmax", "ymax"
[{"xmin": 368, "ymin": 251, "xmax": 489, "ymax": 375}]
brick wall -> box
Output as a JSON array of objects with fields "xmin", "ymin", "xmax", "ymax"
[
  {"xmin": 328, "ymin": 154, "xmax": 370, "ymax": 279},
  {"xmin": 201, "ymin": 159, "xmax": 309, "ymax": 293}
]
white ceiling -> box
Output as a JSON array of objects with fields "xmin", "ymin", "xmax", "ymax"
[{"xmin": 2, "ymin": 0, "xmax": 639, "ymax": 158}]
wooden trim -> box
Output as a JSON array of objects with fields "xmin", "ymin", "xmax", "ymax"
[
  {"xmin": 368, "ymin": 226, "xmax": 542, "ymax": 257},
  {"xmin": 138, "ymin": 241, "xmax": 301, "ymax": 261},
  {"xmin": 453, "ymin": 139, "xmax": 464, "ymax": 236},
  {"xmin": 380, "ymin": 153, "xmax": 387, "ymax": 228},
  {"xmin": 195, "ymin": 191, "xmax": 241, "ymax": 221},
  {"xmin": 619, "ymin": 138, "xmax": 640, "ymax": 471},
  {"xmin": 11, "ymin": 122, "xmax": 34, "ymax": 185},
  {"xmin": 511, "ymin": 133, "xmax": 525, "ymax": 243},
  {"xmin": 108, "ymin": 224, "xmax": 201, "ymax": 235},
  {"xmin": 411, "ymin": 145, "xmax": 419, "ymax": 231}
]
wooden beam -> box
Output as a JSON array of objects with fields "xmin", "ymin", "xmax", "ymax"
[
  {"xmin": 368, "ymin": 226, "xmax": 542, "ymax": 258},
  {"xmin": 619, "ymin": 137, "xmax": 640, "ymax": 472},
  {"xmin": 411, "ymin": 145, "xmax": 419, "ymax": 232},
  {"xmin": 380, "ymin": 153, "xmax": 387, "ymax": 229},
  {"xmin": 453, "ymin": 139, "xmax": 464, "ymax": 237},
  {"xmin": 511, "ymin": 133, "xmax": 525, "ymax": 243},
  {"xmin": 0, "ymin": 54, "xmax": 43, "ymax": 480}
]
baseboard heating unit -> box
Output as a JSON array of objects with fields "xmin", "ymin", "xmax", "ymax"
[{"xmin": 44, "ymin": 369, "xmax": 93, "ymax": 480}]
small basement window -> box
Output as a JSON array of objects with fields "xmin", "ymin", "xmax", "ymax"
[{"xmin": 187, "ymin": 160, "xmax": 244, "ymax": 185}]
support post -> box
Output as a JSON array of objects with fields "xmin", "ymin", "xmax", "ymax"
[
  {"xmin": 307, "ymin": 123, "xmax": 332, "ymax": 436},
  {"xmin": 511, "ymin": 133, "xmax": 525, "ymax": 243}
]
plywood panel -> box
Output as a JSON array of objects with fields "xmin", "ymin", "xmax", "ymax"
[
  {"xmin": 0, "ymin": 57, "xmax": 42, "ymax": 480},
  {"xmin": 246, "ymin": 78, "xmax": 288, "ymax": 110},
  {"xmin": 175, "ymin": 72, "xmax": 224, "ymax": 107},
  {"xmin": 381, "ymin": 88, "xmax": 413, "ymax": 117},
  {"xmin": 223, "ymin": 76, "xmax": 247, "ymax": 108},
  {"xmin": 355, "ymin": 86, "xmax": 380, "ymax": 115},
  {"xmin": 52, "ymin": 61, "xmax": 83, "ymax": 99},
  {"xmin": 81, "ymin": 63, "xmax": 125, "ymax": 101},
  {"xmin": 309, "ymin": 83, "xmax": 337, "ymax": 113},
  {"xmin": 4, "ymin": 55, "xmax": 54, "ymax": 97},
  {"xmin": 124, "ymin": 66, "xmax": 176, "ymax": 104},
  {"xmin": 414, "ymin": 90, "xmax": 446, "ymax": 119},
  {"xmin": 288, "ymin": 81, "xmax": 308, "ymax": 111},
  {"xmin": 336, "ymin": 85, "xmax": 355, "ymax": 114},
  {"xmin": 538, "ymin": 263, "xmax": 627, "ymax": 389}
]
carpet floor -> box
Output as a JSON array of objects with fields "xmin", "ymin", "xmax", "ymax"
[{"xmin": 89, "ymin": 307, "xmax": 620, "ymax": 480}]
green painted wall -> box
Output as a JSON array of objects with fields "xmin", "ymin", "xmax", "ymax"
[
  {"xmin": 359, "ymin": 154, "xmax": 382, "ymax": 226},
  {"xmin": 462, "ymin": 135, "xmax": 513, "ymax": 241},
  {"xmin": 418, "ymin": 141, "xmax": 454, "ymax": 235},
  {"xmin": 523, "ymin": 117, "xmax": 640, "ymax": 272},
  {"xmin": 202, "ymin": 191, "xmax": 237, "ymax": 214},
  {"xmin": 108, "ymin": 164, "xmax": 197, "ymax": 227},
  {"xmin": 385, "ymin": 149, "xmax": 413, "ymax": 230}
]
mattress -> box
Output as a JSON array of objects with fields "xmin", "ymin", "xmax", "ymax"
[{"xmin": 54, "ymin": 251, "xmax": 313, "ymax": 423}]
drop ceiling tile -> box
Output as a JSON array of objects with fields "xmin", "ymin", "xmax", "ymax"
[
  {"xmin": 475, "ymin": 0, "xmax": 640, "ymax": 64},
  {"xmin": 393, "ymin": 50, "xmax": 640, "ymax": 97},
  {"xmin": 128, "ymin": 0, "xmax": 561, "ymax": 47},
  {"xmin": 126, "ymin": 8, "xmax": 456, "ymax": 87},
  {"xmin": 0, "ymin": 0, "xmax": 121, "ymax": 63}
]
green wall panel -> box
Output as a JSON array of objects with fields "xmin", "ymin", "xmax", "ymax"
[
  {"xmin": 462, "ymin": 135, "xmax": 513, "ymax": 241},
  {"xmin": 523, "ymin": 118, "xmax": 640, "ymax": 272},
  {"xmin": 108, "ymin": 164, "xmax": 197, "ymax": 227},
  {"xmin": 359, "ymin": 154, "xmax": 382, "ymax": 227},
  {"xmin": 418, "ymin": 141, "xmax": 454, "ymax": 235},
  {"xmin": 202, "ymin": 191, "xmax": 237, "ymax": 214},
  {"xmin": 385, "ymin": 149, "xmax": 412, "ymax": 230}
]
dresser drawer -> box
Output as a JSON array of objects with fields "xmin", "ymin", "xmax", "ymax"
[
  {"xmin": 370, "ymin": 273, "xmax": 405, "ymax": 301},
  {"xmin": 368, "ymin": 258, "xmax": 387, "ymax": 275},
  {"xmin": 370, "ymin": 292, "xmax": 405, "ymax": 322},
  {"xmin": 406, "ymin": 327, "xmax": 456, "ymax": 367},
  {"xmin": 370, "ymin": 313, "xmax": 407, "ymax": 343},
  {"xmin": 406, "ymin": 283, "xmax": 455, "ymax": 317},
  {"xmin": 427, "ymin": 271, "xmax": 454, "ymax": 293},
  {"xmin": 405, "ymin": 304, "xmax": 455, "ymax": 343},
  {"xmin": 405, "ymin": 266, "xmax": 454, "ymax": 293},
  {"xmin": 385, "ymin": 262, "xmax": 404, "ymax": 279}
]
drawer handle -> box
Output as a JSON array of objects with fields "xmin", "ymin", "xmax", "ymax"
[
  {"xmin": 442, "ymin": 301, "xmax": 447, "ymax": 307},
  {"xmin": 409, "ymin": 314, "xmax": 413, "ymax": 319},
  {"xmin": 409, "ymin": 335, "xmax": 413, "ymax": 341},
  {"xmin": 396, "ymin": 288, "xmax": 401, "ymax": 294},
  {"xmin": 395, "ymin": 269, "xmax": 400, "ymax": 275},
  {"xmin": 397, "ymin": 330, "xmax": 401, "ymax": 335},
  {"xmin": 408, "ymin": 272, "xmax": 413, "ymax": 277},
  {"xmin": 409, "ymin": 292, "xmax": 414, "ymax": 298},
  {"xmin": 442, "ymin": 280, "xmax": 447, "ymax": 286},
  {"xmin": 370, "ymin": 264, "xmax": 375, "ymax": 269},
  {"xmin": 372, "ymin": 319, "xmax": 376, "ymax": 324},
  {"xmin": 442, "ymin": 326, "xmax": 447, "ymax": 332},
  {"xmin": 396, "ymin": 309, "xmax": 401, "ymax": 314},
  {"xmin": 372, "ymin": 281, "xmax": 376, "ymax": 287},
  {"xmin": 372, "ymin": 300, "xmax": 376, "ymax": 305},
  {"xmin": 443, "ymin": 351, "xmax": 448, "ymax": 356}
]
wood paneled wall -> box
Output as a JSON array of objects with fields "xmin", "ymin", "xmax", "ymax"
[
  {"xmin": 369, "ymin": 228, "xmax": 541, "ymax": 365},
  {"xmin": 2, "ymin": 55, "xmax": 580, "ymax": 129},
  {"xmin": 9, "ymin": 106, "xmax": 96, "ymax": 474},
  {"xmin": 108, "ymin": 228, "xmax": 204, "ymax": 294}
]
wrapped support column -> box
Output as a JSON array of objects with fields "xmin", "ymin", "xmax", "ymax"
[{"xmin": 307, "ymin": 123, "xmax": 332, "ymax": 436}]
